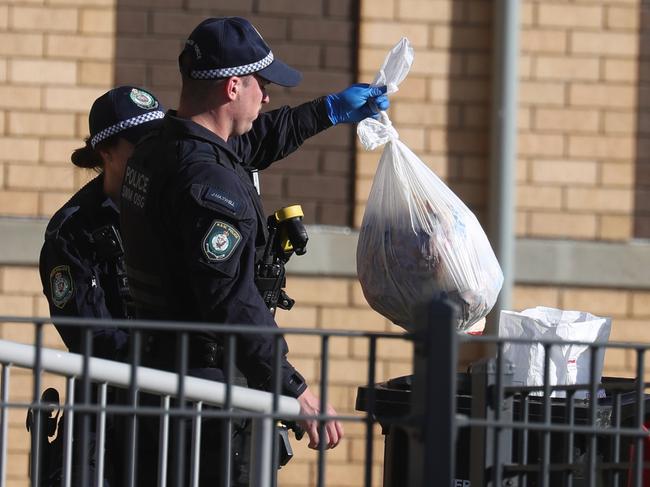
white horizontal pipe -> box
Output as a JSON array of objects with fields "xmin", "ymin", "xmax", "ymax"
[{"xmin": 0, "ymin": 339, "xmax": 299, "ymax": 416}]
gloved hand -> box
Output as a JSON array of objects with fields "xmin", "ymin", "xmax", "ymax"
[{"xmin": 325, "ymin": 83, "xmax": 390, "ymax": 125}]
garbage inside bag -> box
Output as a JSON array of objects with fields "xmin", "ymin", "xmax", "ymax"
[
  {"xmin": 499, "ymin": 306, "xmax": 612, "ymax": 399},
  {"xmin": 356, "ymin": 38, "xmax": 504, "ymax": 331}
]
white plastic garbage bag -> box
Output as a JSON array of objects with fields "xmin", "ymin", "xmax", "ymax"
[
  {"xmin": 499, "ymin": 306, "xmax": 612, "ymax": 399},
  {"xmin": 356, "ymin": 38, "xmax": 504, "ymax": 331}
]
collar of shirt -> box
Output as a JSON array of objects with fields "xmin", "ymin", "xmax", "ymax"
[{"xmin": 163, "ymin": 110, "xmax": 243, "ymax": 164}]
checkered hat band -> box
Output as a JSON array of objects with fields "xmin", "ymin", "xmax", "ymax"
[
  {"xmin": 90, "ymin": 111, "xmax": 165, "ymax": 148},
  {"xmin": 191, "ymin": 51, "xmax": 274, "ymax": 80}
]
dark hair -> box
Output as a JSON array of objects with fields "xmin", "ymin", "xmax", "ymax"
[{"xmin": 70, "ymin": 137, "xmax": 118, "ymax": 172}]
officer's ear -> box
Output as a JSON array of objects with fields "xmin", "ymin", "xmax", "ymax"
[{"xmin": 225, "ymin": 76, "xmax": 243, "ymax": 101}]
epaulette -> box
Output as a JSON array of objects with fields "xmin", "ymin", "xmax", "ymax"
[{"xmin": 44, "ymin": 205, "xmax": 80, "ymax": 239}]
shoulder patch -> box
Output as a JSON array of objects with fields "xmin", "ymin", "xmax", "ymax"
[
  {"xmin": 202, "ymin": 220, "xmax": 242, "ymax": 262},
  {"xmin": 49, "ymin": 265, "xmax": 74, "ymax": 309}
]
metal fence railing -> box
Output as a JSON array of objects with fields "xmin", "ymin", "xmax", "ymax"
[
  {"xmin": 4, "ymin": 300, "xmax": 638, "ymax": 487},
  {"xmin": 0, "ymin": 313, "xmax": 422, "ymax": 487}
]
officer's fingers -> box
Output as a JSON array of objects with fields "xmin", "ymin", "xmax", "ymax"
[
  {"xmin": 326, "ymin": 421, "xmax": 340, "ymax": 449},
  {"xmin": 335, "ymin": 420, "xmax": 345, "ymax": 441},
  {"xmin": 307, "ymin": 421, "xmax": 320, "ymax": 449},
  {"xmin": 374, "ymin": 95, "xmax": 390, "ymax": 111}
]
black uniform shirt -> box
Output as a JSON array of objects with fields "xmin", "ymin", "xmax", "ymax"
[
  {"xmin": 39, "ymin": 174, "xmax": 129, "ymax": 358},
  {"xmin": 120, "ymin": 98, "xmax": 332, "ymax": 398}
]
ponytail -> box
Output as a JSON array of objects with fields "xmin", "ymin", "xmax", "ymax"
[{"xmin": 71, "ymin": 138, "xmax": 103, "ymax": 171}]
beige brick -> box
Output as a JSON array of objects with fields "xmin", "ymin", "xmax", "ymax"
[
  {"xmin": 358, "ymin": 48, "xmax": 391, "ymax": 74},
  {"xmin": 10, "ymin": 59, "xmax": 76, "ymax": 84},
  {"xmin": 521, "ymin": 29, "xmax": 567, "ymax": 53},
  {"xmin": 0, "ymin": 33, "xmax": 43, "ymax": 56},
  {"xmin": 520, "ymin": 2, "xmax": 534, "ymax": 26},
  {"xmin": 570, "ymin": 84, "xmax": 635, "ymax": 109},
  {"xmin": 604, "ymin": 111, "xmax": 636, "ymax": 134},
  {"xmin": 286, "ymin": 334, "xmax": 347, "ymax": 359},
  {"xmin": 1, "ymin": 267, "xmax": 41, "ymax": 294},
  {"xmin": 360, "ymin": 0, "xmax": 395, "ymax": 20},
  {"xmin": 275, "ymin": 305, "xmax": 318, "ymax": 329},
  {"xmin": 349, "ymin": 437, "xmax": 384, "ymax": 463},
  {"xmin": 41, "ymin": 138, "xmax": 78, "ymax": 164},
  {"xmin": 80, "ymin": 8, "xmax": 115, "ymax": 34},
  {"xmin": 428, "ymin": 79, "xmax": 488, "ymax": 103},
  {"xmin": 603, "ymin": 348, "xmax": 631, "ymax": 372},
  {"xmin": 0, "ymin": 5, "xmax": 7, "ymax": 28},
  {"xmin": 606, "ymin": 6, "xmax": 639, "ymax": 30},
  {"xmin": 410, "ymin": 51, "xmax": 461, "ymax": 76},
  {"xmin": 599, "ymin": 214, "xmax": 632, "ymax": 240},
  {"xmin": 8, "ymin": 112, "xmax": 75, "ymax": 137},
  {"xmin": 321, "ymin": 307, "xmax": 386, "ymax": 332},
  {"xmin": 0, "ymin": 191, "xmax": 38, "ymax": 216},
  {"xmin": 518, "ymin": 133, "xmax": 565, "ymax": 157},
  {"xmin": 392, "ymin": 102, "xmax": 452, "ymax": 126},
  {"xmin": 49, "ymin": 0, "xmax": 113, "ymax": 5},
  {"xmin": 399, "ymin": 127, "xmax": 426, "ymax": 152},
  {"xmin": 571, "ymin": 31, "xmax": 637, "ymax": 57},
  {"xmin": 534, "ymin": 108, "xmax": 599, "ymax": 133},
  {"xmin": 39, "ymin": 191, "xmax": 73, "ymax": 215},
  {"xmin": 0, "ymin": 86, "xmax": 42, "ymax": 110},
  {"xmin": 632, "ymin": 292, "xmax": 650, "ymax": 317},
  {"xmin": 46, "ymin": 34, "xmax": 114, "ymax": 60},
  {"xmin": 538, "ymin": 4, "xmax": 603, "ymax": 28},
  {"xmin": 396, "ymin": 0, "xmax": 450, "ymax": 21},
  {"xmin": 0, "ymin": 295, "xmax": 33, "ymax": 316},
  {"xmin": 7, "ymin": 164, "xmax": 74, "ymax": 190},
  {"xmin": 11, "ymin": 6, "xmax": 78, "ymax": 32},
  {"xmin": 517, "ymin": 185, "xmax": 562, "ymax": 210},
  {"xmin": 601, "ymin": 162, "xmax": 634, "ymax": 186},
  {"xmin": 512, "ymin": 286, "xmax": 561, "ymax": 311},
  {"xmin": 79, "ymin": 61, "xmax": 113, "ymax": 86},
  {"xmin": 568, "ymin": 135, "xmax": 634, "ymax": 160},
  {"xmin": 360, "ymin": 21, "xmax": 428, "ymax": 48},
  {"xmin": 604, "ymin": 58, "xmax": 638, "ymax": 83},
  {"xmin": 384, "ymin": 360, "xmax": 412, "ymax": 379},
  {"xmin": 0, "ymin": 60, "xmax": 6, "ymax": 82},
  {"xmin": 356, "ymin": 152, "xmax": 379, "ymax": 177},
  {"xmin": 530, "ymin": 159, "xmax": 598, "ymax": 185},
  {"xmin": 529, "ymin": 212, "xmax": 597, "ymax": 239},
  {"xmin": 285, "ymin": 277, "xmax": 350, "ymax": 306},
  {"xmin": 0, "ymin": 137, "xmax": 40, "ymax": 163},
  {"xmin": 534, "ymin": 56, "xmax": 600, "ymax": 81},
  {"xmin": 515, "ymin": 211, "xmax": 528, "ymax": 237},
  {"xmin": 329, "ymin": 358, "xmax": 370, "ymax": 384},
  {"xmin": 389, "ymin": 75, "xmax": 426, "ymax": 101},
  {"xmin": 566, "ymin": 187, "xmax": 633, "ymax": 213},
  {"xmin": 44, "ymin": 86, "xmax": 105, "ymax": 111},
  {"xmin": 609, "ymin": 320, "xmax": 650, "ymax": 343},
  {"xmin": 519, "ymin": 81, "xmax": 565, "ymax": 106},
  {"xmin": 351, "ymin": 173, "xmax": 376, "ymax": 204},
  {"xmin": 519, "ymin": 54, "xmax": 533, "ymax": 79},
  {"xmin": 562, "ymin": 288, "xmax": 629, "ymax": 317}
]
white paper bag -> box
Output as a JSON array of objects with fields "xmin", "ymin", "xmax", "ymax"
[{"xmin": 499, "ymin": 306, "xmax": 611, "ymax": 398}]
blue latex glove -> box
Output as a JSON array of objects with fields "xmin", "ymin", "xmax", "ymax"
[{"xmin": 325, "ymin": 83, "xmax": 390, "ymax": 125}]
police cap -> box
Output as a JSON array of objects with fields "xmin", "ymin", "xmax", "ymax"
[
  {"xmin": 89, "ymin": 86, "xmax": 165, "ymax": 148},
  {"xmin": 179, "ymin": 17, "xmax": 302, "ymax": 88}
]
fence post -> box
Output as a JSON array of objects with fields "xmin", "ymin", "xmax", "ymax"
[
  {"xmin": 249, "ymin": 417, "xmax": 274, "ymax": 487},
  {"xmin": 410, "ymin": 298, "xmax": 458, "ymax": 487}
]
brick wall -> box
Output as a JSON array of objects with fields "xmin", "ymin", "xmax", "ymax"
[
  {"xmin": 355, "ymin": 0, "xmax": 646, "ymax": 242},
  {"xmin": 519, "ymin": 0, "xmax": 641, "ymax": 241},
  {"xmin": 112, "ymin": 0, "xmax": 359, "ymax": 226},
  {"xmin": 0, "ymin": 1, "xmax": 115, "ymax": 219}
]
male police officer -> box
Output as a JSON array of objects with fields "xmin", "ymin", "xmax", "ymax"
[{"xmin": 120, "ymin": 16, "xmax": 389, "ymax": 485}]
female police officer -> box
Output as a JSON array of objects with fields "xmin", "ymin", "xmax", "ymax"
[
  {"xmin": 37, "ymin": 86, "xmax": 164, "ymax": 486},
  {"xmin": 39, "ymin": 85, "xmax": 164, "ymax": 358}
]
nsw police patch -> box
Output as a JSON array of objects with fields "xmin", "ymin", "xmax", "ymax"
[
  {"xmin": 50, "ymin": 265, "xmax": 74, "ymax": 309},
  {"xmin": 129, "ymin": 88, "xmax": 158, "ymax": 110},
  {"xmin": 202, "ymin": 220, "xmax": 242, "ymax": 262}
]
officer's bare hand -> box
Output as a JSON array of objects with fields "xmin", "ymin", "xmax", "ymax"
[{"xmin": 297, "ymin": 387, "xmax": 344, "ymax": 450}]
